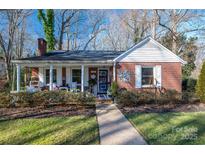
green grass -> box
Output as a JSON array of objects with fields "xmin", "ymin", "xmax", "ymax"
[
  {"xmin": 126, "ymin": 112, "xmax": 205, "ymax": 145},
  {"xmin": 0, "ymin": 116, "xmax": 99, "ymax": 145}
]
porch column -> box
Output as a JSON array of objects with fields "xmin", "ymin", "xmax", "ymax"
[
  {"xmin": 113, "ymin": 62, "xmax": 116, "ymax": 81},
  {"xmin": 49, "ymin": 65, "xmax": 53, "ymax": 91},
  {"xmin": 16, "ymin": 64, "xmax": 21, "ymax": 92},
  {"xmin": 81, "ymin": 65, "xmax": 84, "ymax": 92}
]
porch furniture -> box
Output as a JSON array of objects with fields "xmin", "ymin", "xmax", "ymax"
[
  {"xmin": 26, "ymin": 85, "xmax": 39, "ymax": 93},
  {"xmin": 59, "ymin": 87, "xmax": 69, "ymax": 92},
  {"xmin": 70, "ymin": 82, "xmax": 80, "ymax": 92}
]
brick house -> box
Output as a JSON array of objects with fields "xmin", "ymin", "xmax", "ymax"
[{"xmin": 12, "ymin": 37, "xmax": 186, "ymax": 95}]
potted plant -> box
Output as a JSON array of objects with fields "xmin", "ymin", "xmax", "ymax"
[
  {"xmin": 88, "ymin": 78, "xmax": 97, "ymax": 94},
  {"xmin": 110, "ymin": 81, "xmax": 118, "ymax": 103}
]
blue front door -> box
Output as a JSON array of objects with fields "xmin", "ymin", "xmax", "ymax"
[{"xmin": 98, "ymin": 70, "xmax": 108, "ymax": 93}]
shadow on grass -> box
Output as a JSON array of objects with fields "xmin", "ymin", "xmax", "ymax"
[{"xmin": 0, "ymin": 116, "xmax": 99, "ymax": 145}]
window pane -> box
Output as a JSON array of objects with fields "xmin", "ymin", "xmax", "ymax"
[
  {"xmin": 142, "ymin": 77, "xmax": 153, "ymax": 85},
  {"xmin": 46, "ymin": 69, "xmax": 57, "ymax": 84},
  {"xmin": 142, "ymin": 67, "xmax": 153, "ymax": 85},
  {"xmin": 72, "ymin": 69, "xmax": 81, "ymax": 84},
  {"xmin": 142, "ymin": 68, "xmax": 153, "ymax": 76}
]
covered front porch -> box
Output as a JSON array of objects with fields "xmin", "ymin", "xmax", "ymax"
[{"xmin": 14, "ymin": 62, "xmax": 116, "ymax": 96}]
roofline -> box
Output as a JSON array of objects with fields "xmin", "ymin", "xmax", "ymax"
[
  {"xmin": 12, "ymin": 59, "xmax": 114, "ymax": 65},
  {"xmin": 148, "ymin": 37, "xmax": 187, "ymax": 64},
  {"xmin": 113, "ymin": 37, "xmax": 187, "ymax": 65},
  {"xmin": 113, "ymin": 37, "xmax": 150, "ymax": 62}
]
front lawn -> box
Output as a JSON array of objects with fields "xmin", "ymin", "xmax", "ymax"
[
  {"xmin": 0, "ymin": 116, "xmax": 99, "ymax": 144},
  {"xmin": 126, "ymin": 112, "xmax": 205, "ymax": 144}
]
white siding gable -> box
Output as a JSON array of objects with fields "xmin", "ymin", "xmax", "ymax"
[{"xmin": 114, "ymin": 37, "xmax": 186, "ymax": 64}]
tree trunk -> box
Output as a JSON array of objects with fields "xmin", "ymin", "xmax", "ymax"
[{"xmin": 58, "ymin": 22, "xmax": 65, "ymax": 50}]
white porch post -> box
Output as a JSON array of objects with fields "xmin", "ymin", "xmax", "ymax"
[
  {"xmin": 16, "ymin": 64, "xmax": 21, "ymax": 92},
  {"xmin": 81, "ymin": 65, "xmax": 84, "ymax": 92},
  {"xmin": 49, "ymin": 65, "xmax": 53, "ymax": 91},
  {"xmin": 113, "ymin": 62, "xmax": 116, "ymax": 81}
]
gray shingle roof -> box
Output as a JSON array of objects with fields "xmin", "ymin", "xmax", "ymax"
[{"xmin": 18, "ymin": 50, "xmax": 125, "ymax": 62}]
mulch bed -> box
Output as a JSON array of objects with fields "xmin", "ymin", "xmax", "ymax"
[
  {"xmin": 0, "ymin": 104, "xmax": 96, "ymax": 121},
  {"xmin": 118, "ymin": 102, "xmax": 205, "ymax": 114}
]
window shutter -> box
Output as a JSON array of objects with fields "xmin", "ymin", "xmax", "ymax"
[
  {"xmin": 154, "ymin": 65, "xmax": 162, "ymax": 87},
  {"xmin": 135, "ymin": 65, "xmax": 142, "ymax": 88}
]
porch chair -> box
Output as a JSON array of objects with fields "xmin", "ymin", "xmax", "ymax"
[{"xmin": 70, "ymin": 82, "xmax": 79, "ymax": 92}]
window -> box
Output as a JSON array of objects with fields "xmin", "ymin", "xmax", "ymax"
[
  {"xmin": 46, "ymin": 69, "xmax": 57, "ymax": 84},
  {"xmin": 72, "ymin": 69, "xmax": 81, "ymax": 84},
  {"xmin": 141, "ymin": 67, "xmax": 154, "ymax": 86}
]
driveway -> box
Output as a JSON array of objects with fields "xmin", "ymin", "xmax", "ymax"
[{"xmin": 96, "ymin": 103, "xmax": 147, "ymax": 145}]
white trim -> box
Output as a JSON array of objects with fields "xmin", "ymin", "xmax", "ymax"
[
  {"xmin": 38, "ymin": 67, "xmax": 44, "ymax": 87},
  {"xmin": 57, "ymin": 67, "xmax": 62, "ymax": 86},
  {"xmin": 16, "ymin": 64, "xmax": 21, "ymax": 92},
  {"xmin": 113, "ymin": 62, "xmax": 116, "ymax": 81},
  {"xmin": 71, "ymin": 67, "xmax": 81, "ymax": 87},
  {"xmin": 113, "ymin": 37, "xmax": 187, "ymax": 64},
  {"xmin": 141, "ymin": 66, "xmax": 154, "ymax": 87},
  {"xmin": 49, "ymin": 65, "xmax": 53, "ymax": 91},
  {"xmin": 81, "ymin": 65, "xmax": 84, "ymax": 92},
  {"xmin": 113, "ymin": 37, "xmax": 150, "ymax": 62},
  {"xmin": 149, "ymin": 37, "xmax": 186, "ymax": 64}
]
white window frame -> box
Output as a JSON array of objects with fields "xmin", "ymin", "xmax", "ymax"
[
  {"xmin": 141, "ymin": 66, "xmax": 154, "ymax": 88},
  {"xmin": 71, "ymin": 68, "xmax": 81, "ymax": 86}
]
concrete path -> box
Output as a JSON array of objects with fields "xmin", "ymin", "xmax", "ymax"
[{"xmin": 96, "ymin": 104, "xmax": 147, "ymax": 145}]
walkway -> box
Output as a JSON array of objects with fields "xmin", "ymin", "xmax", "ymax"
[{"xmin": 96, "ymin": 103, "xmax": 147, "ymax": 145}]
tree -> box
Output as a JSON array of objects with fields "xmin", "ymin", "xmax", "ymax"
[
  {"xmin": 161, "ymin": 33, "xmax": 198, "ymax": 78},
  {"xmin": 55, "ymin": 10, "xmax": 81, "ymax": 50},
  {"xmin": 156, "ymin": 9, "xmax": 205, "ymax": 53},
  {"xmin": 38, "ymin": 9, "xmax": 55, "ymax": 51},
  {"xmin": 196, "ymin": 62, "xmax": 205, "ymax": 101},
  {"xmin": 83, "ymin": 10, "xmax": 106, "ymax": 50},
  {"xmin": 121, "ymin": 10, "xmax": 150, "ymax": 44},
  {"xmin": 0, "ymin": 10, "xmax": 32, "ymax": 81}
]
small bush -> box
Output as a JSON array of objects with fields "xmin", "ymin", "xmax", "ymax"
[
  {"xmin": 116, "ymin": 90, "xmax": 139, "ymax": 106},
  {"xmin": 111, "ymin": 81, "xmax": 118, "ymax": 97},
  {"xmin": 138, "ymin": 91, "xmax": 155, "ymax": 103},
  {"xmin": 0, "ymin": 91, "xmax": 96, "ymax": 108},
  {"xmin": 182, "ymin": 78, "xmax": 197, "ymax": 92},
  {"xmin": 0, "ymin": 92, "xmax": 12, "ymax": 107},
  {"xmin": 12, "ymin": 92, "xmax": 35, "ymax": 107},
  {"xmin": 116, "ymin": 89, "xmax": 184, "ymax": 106},
  {"xmin": 159, "ymin": 89, "xmax": 181, "ymax": 104},
  {"xmin": 181, "ymin": 91, "xmax": 198, "ymax": 103}
]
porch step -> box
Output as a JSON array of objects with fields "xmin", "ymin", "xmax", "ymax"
[{"xmin": 97, "ymin": 94, "xmax": 112, "ymax": 101}]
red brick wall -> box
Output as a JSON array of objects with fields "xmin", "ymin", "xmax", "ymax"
[{"xmin": 116, "ymin": 62, "xmax": 182, "ymax": 92}]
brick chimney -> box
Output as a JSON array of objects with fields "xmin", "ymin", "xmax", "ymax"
[{"xmin": 38, "ymin": 38, "xmax": 47, "ymax": 56}]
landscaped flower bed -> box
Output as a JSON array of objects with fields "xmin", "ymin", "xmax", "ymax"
[{"xmin": 0, "ymin": 91, "xmax": 96, "ymax": 108}]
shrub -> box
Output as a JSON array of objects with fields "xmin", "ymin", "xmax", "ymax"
[
  {"xmin": 12, "ymin": 92, "xmax": 35, "ymax": 107},
  {"xmin": 116, "ymin": 90, "xmax": 139, "ymax": 106},
  {"xmin": 0, "ymin": 92, "xmax": 12, "ymax": 107},
  {"xmin": 138, "ymin": 91, "xmax": 155, "ymax": 103},
  {"xmin": 182, "ymin": 78, "xmax": 197, "ymax": 92},
  {"xmin": 0, "ymin": 91, "xmax": 96, "ymax": 108},
  {"xmin": 116, "ymin": 89, "xmax": 183, "ymax": 106},
  {"xmin": 181, "ymin": 91, "xmax": 199, "ymax": 103},
  {"xmin": 196, "ymin": 62, "xmax": 205, "ymax": 102},
  {"xmin": 159, "ymin": 89, "xmax": 181, "ymax": 103},
  {"xmin": 110, "ymin": 81, "xmax": 118, "ymax": 97}
]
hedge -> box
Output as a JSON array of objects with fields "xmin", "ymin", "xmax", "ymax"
[{"xmin": 0, "ymin": 91, "xmax": 96, "ymax": 108}]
